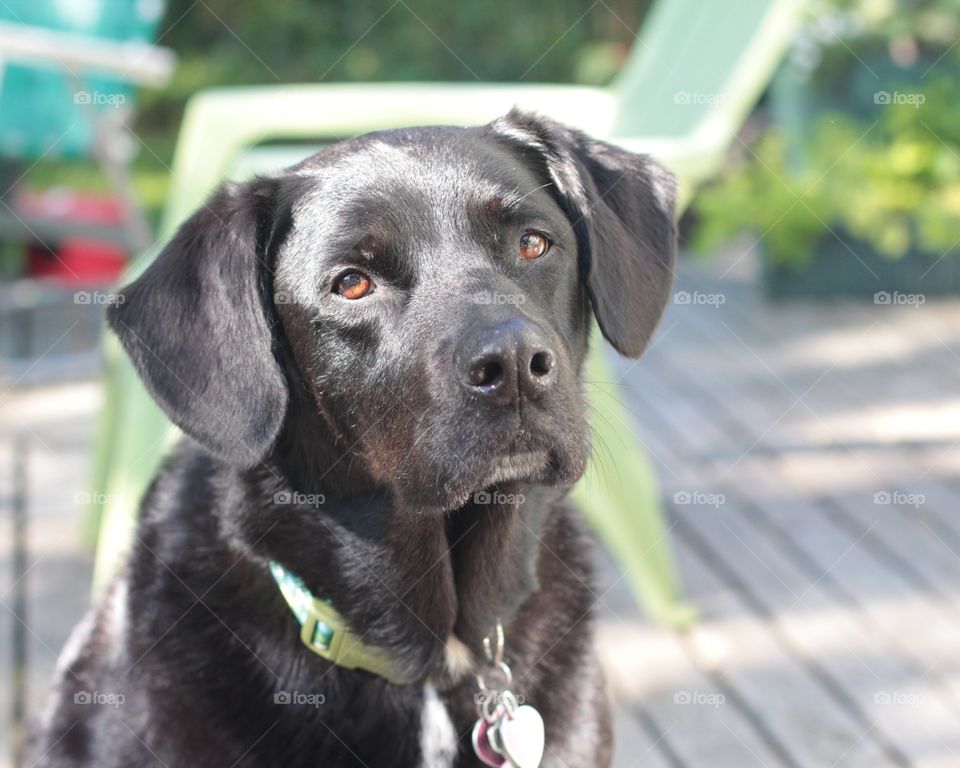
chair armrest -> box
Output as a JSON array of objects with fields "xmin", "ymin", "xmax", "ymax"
[
  {"xmin": 161, "ymin": 82, "xmax": 616, "ymax": 233},
  {"xmin": 0, "ymin": 20, "xmax": 175, "ymax": 87}
]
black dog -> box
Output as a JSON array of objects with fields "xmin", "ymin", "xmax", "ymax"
[{"xmin": 33, "ymin": 110, "xmax": 676, "ymax": 767}]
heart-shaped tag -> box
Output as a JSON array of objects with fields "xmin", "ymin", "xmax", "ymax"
[
  {"xmin": 497, "ymin": 705, "xmax": 545, "ymax": 768},
  {"xmin": 472, "ymin": 717, "xmax": 507, "ymax": 767}
]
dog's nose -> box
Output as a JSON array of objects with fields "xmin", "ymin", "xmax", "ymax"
[{"xmin": 459, "ymin": 319, "xmax": 557, "ymax": 403}]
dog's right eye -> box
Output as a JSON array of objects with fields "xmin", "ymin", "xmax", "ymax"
[{"xmin": 334, "ymin": 271, "xmax": 373, "ymax": 300}]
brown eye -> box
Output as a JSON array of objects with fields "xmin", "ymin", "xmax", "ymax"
[
  {"xmin": 519, "ymin": 231, "xmax": 550, "ymax": 260},
  {"xmin": 335, "ymin": 271, "xmax": 373, "ymax": 300}
]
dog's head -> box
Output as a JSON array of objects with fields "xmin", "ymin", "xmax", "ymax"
[{"xmin": 109, "ymin": 111, "xmax": 676, "ymax": 512}]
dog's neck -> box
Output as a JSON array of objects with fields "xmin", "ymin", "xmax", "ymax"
[
  {"xmin": 444, "ymin": 485, "xmax": 549, "ymax": 646},
  {"xmin": 228, "ymin": 452, "xmax": 557, "ymax": 686}
]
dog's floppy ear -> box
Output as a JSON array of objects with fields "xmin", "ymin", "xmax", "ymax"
[
  {"xmin": 108, "ymin": 178, "xmax": 288, "ymax": 468},
  {"xmin": 490, "ymin": 110, "xmax": 678, "ymax": 357}
]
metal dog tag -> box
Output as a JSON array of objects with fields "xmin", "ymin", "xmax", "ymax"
[
  {"xmin": 491, "ymin": 702, "xmax": 545, "ymax": 768},
  {"xmin": 472, "ymin": 623, "xmax": 544, "ymax": 768},
  {"xmin": 486, "ymin": 692, "xmax": 544, "ymax": 768}
]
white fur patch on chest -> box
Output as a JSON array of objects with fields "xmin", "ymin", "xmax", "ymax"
[{"xmin": 419, "ymin": 684, "xmax": 457, "ymax": 768}]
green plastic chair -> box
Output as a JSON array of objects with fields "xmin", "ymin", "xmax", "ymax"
[{"xmin": 91, "ymin": 0, "xmax": 803, "ymax": 627}]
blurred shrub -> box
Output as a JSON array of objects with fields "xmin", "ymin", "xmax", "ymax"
[
  {"xmin": 692, "ymin": 0, "xmax": 960, "ymax": 268},
  {"xmin": 137, "ymin": 0, "xmax": 648, "ymax": 140}
]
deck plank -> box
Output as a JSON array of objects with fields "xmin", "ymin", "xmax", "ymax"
[
  {"xmin": 674, "ymin": 481, "xmax": 960, "ymax": 767},
  {"xmin": 611, "ymin": 707, "xmax": 675, "ymax": 768},
  {"xmin": 669, "ymin": 515, "xmax": 900, "ymax": 768},
  {"xmin": 605, "ymin": 256, "xmax": 960, "ymax": 767},
  {"xmin": 595, "ymin": 551, "xmax": 791, "ymax": 768},
  {"xmin": 731, "ymin": 457, "xmax": 960, "ymax": 711}
]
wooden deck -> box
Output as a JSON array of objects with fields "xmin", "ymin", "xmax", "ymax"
[
  {"xmin": 596, "ymin": 249, "xmax": 960, "ymax": 767},
  {"xmin": 3, "ymin": 247, "xmax": 960, "ymax": 767}
]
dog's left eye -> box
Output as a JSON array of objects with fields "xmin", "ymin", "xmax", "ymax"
[
  {"xmin": 335, "ymin": 271, "xmax": 373, "ymax": 300},
  {"xmin": 519, "ymin": 231, "xmax": 551, "ymax": 260}
]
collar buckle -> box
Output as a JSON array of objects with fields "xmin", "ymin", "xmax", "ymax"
[
  {"xmin": 300, "ymin": 599, "xmax": 340, "ymax": 654},
  {"xmin": 270, "ymin": 560, "xmax": 410, "ymax": 685}
]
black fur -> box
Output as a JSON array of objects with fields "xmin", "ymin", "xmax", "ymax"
[{"xmin": 33, "ymin": 111, "xmax": 676, "ymax": 767}]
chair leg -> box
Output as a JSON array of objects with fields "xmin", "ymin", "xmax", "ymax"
[
  {"xmin": 63, "ymin": 73, "xmax": 153, "ymax": 253},
  {"xmin": 92, "ymin": 107, "xmax": 154, "ymax": 253},
  {"xmin": 572, "ymin": 344, "xmax": 695, "ymax": 628}
]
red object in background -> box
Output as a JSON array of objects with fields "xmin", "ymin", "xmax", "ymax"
[
  {"xmin": 28, "ymin": 238, "xmax": 127, "ymax": 283},
  {"xmin": 20, "ymin": 189, "xmax": 129, "ymax": 284}
]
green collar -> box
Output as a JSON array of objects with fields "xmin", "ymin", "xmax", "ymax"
[{"xmin": 269, "ymin": 561, "xmax": 410, "ymax": 685}]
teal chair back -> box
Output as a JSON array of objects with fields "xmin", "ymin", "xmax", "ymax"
[{"xmin": 0, "ymin": 0, "xmax": 164, "ymax": 160}]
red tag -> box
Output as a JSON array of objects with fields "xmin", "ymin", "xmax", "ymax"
[{"xmin": 471, "ymin": 716, "xmax": 507, "ymax": 766}]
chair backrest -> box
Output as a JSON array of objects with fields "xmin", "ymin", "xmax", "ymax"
[
  {"xmin": 611, "ymin": 0, "xmax": 803, "ymax": 140},
  {"xmin": 0, "ymin": 0, "xmax": 164, "ymax": 160}
]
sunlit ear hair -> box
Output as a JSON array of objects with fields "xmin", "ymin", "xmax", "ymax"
[
  {"xmin": 490, "ymin": 109, "xmax": 678, "ymax": 358},
  {"xmin": 108, "ymin": 177, "xmax": 290, "ymax": 468}
]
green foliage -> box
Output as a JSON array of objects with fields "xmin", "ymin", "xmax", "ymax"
[
  {"xmin": 159, "ymin": 0, "xmax": 644, "ymax": 83},
  {"xmin": 695, "ymin": 85, "xmax": 960, "ymax": 267},
  {"xmin": 820, "ymin": 0, "xmax": 960, "ymax": 48},
  {"xmin": 137, "ymin": 0, "xmax": 648, "ymax": 138},
  {"xmin": 692, "ymin": 1, "xmax": 960, "ymax": 269}
]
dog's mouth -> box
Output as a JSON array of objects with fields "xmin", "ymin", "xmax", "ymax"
[
  {"xmin": 389, "ymin": 408, "xmax": 591, "ymax": 514},
  {"xmin": 439, "ymin": 444, "xmax": 572, "ymax": 513},
  {"xmin": 474, "ymin": 450, "xmax": 552, "ymax": 490}
]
